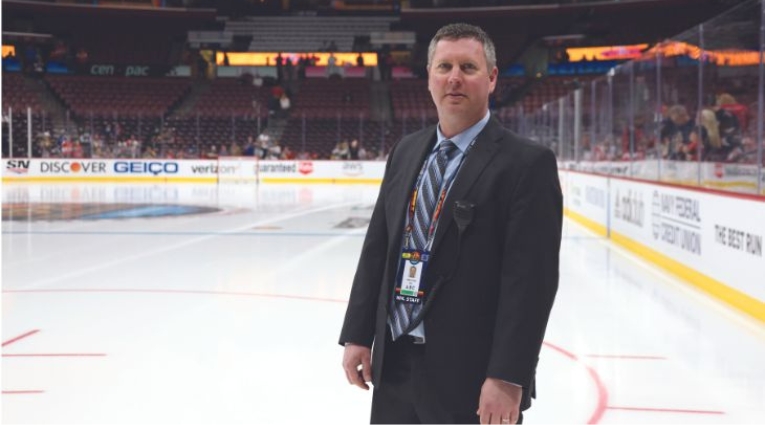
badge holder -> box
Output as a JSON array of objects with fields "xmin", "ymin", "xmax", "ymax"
[{"xmin": 394, "ymin": 249, "xmax": 431, "ymax": 305}]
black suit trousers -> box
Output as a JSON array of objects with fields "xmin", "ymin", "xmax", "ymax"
[{"xmin": 370, "ymin": 330, "xmax": 523, "ymax": 424}]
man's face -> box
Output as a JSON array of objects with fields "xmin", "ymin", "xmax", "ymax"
[{"xmin": 428, "ymin": 38, "xmax": 497, "ymax": 129}]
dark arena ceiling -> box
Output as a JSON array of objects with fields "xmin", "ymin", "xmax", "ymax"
[
  {"xmin": 2, "ymin": 0, "xmax": 747, "ymax": 69},
  {"xmin": 397, "ymin": 0, "xmax": 745, "ymax": 68}
]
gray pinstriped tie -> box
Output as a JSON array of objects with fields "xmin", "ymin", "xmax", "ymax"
[{"xmin": 391, "ymin": 140, "xmax": 458, "ymax": 340}]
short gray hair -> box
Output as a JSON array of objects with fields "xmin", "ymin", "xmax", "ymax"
[{"xmin": 427, "ymin": 23, "xmax": 497, "ymax": 71}]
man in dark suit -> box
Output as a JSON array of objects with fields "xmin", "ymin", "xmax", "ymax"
[{"xmin": 340, "ymin": 23, "xmax": 562, "ymax": 424}]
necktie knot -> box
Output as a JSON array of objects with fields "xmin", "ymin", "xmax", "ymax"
[
  {"xmin": 439, "ymin": 140, "xmax": 458, "ymax": 159},
  {"xmin": 436, "ymin": 140, "xmax": 458, "ymax": 170}
]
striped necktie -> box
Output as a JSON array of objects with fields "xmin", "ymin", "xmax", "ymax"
[{"xmin": 390, "ymin": 140, "xmax": 459, "ymax": 340}]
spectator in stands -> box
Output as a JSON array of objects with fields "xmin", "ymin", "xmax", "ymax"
[
  {"xmin": 276, "ymin": 52, "xmax": 284, "ymax": 82},
  {"xmin": 257, "ymin": 134, "xmax": 271, "ymax": 159},
  {"xmin": 285, "ymin": 56, "xmax": 295, "ymax": 81},
  {"xmin": 268, "ymin": 91, "xmax": 282, "ymax": 117},
  {"xmin": 73, "ymin": 140, "xmax": 84, "ymax": 158},
  {"xmin": 271, "ymin": 84, "xmax": 284, "ymax": 98},
  {"xmin": 61, "ymin": 137, "xmax": 73, "ymax": 158},
  {"xmin": 112, "ymin": 122, "xmax": 123, "ymax": 143},
  {"xmin": 605, "ymin": 137, "xmax": 619, "ymax": 161},
  {"xmin": 31, "ymin": 50, "xmax": 45, "ymax": 78},
  {"xmin": 348, "ymin": 139, "xmax": 362, "ymax": 160},
  {"xmin": 38, "ymin": 131, "xmax": 53, "ymax": 158},
  {"xmin": 143, "ymin": 146, "xmax": 157, "ymax": 158},
  {"xmin": 620, "ymin": 115, "xmax": 652, "ymax": 160},
  {"xmin": 298, "ymin": 55, "xmax": 307, "ymax": 80},
  {"xmin": 243, "ymin": 136, "xmax": 256, "ymax": 156},
  {"xmin": 268, "ymin": 142, "xmax": 282, "ymax": 159},
  {"xmin": 580, "ymin": 133, "xmax": 592, "ymax": 161},
  {"xmin": 206, "ymin": 144, "xmax": 218, "ymax": 159},
  {"xmin": 331, "ymin": 140, "xmax": 350, "ymax": 160},
  {"xmin": 327, "ymin": 53, "xmax": 339, "ymax": 78},
  {"xmin": 281, "ymin": 145, "xmax": 296, "ymax": 160},
  {"xmin": 103, "ymin": 122, "xmax": 112, "ymax": 141},
  {"xmin": 714, "ymin": 93, "xmax": 745, "ymax": 156},
  {"xmin": 219, "ymin": 144, "xmax": 229, "ymax": 157},
  {"xmin": 737, "ymin": 135, "xmax": 759, "ymax": 164},
  {"xmin": 92, "ymin": 132, "xmax": 105, "ymax": 156},
  {"xmin": 114, "ymin": 141, "xmax": 127, "ymax": 158},
  {"xmin": 696, "ymin": 109, "xmax": 724, "ymax": 162},
  {"xmin": 128, "ymin": 135, "xmax": 141, "ymax": 158},
  {"xmin": 716, "ymin": 93, "xmax": 748, "ymax": 135},
  {"xmin": 279, "ymin": 92, "xmax": 291, "ymax": 118},
  {"xmin": 252, "ymin": 73, "xmax": 264, "ymax": 87},
  {"xmin": 230, "ymin": 141, "xmax": 242, "ymax": 157},
  {"xmin": 365, "ymin": 148, "xmax": 378, "ymax": 160},
  {"xmin": 356, "ymin": 53, "xmax": 364, "ymax": 67},
  {"xmin": 661, "ymin": 105, "xmax": 695, "ymax": 160}
]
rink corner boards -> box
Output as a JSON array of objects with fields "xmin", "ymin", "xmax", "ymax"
[{"xmin": 559, "ymin": 168, "xmax": 765, "ymax": 326}]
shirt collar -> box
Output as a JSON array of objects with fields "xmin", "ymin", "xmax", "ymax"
[{"xmin": 435, "ymin": 110, "xmax": 491, "ymax": 154}]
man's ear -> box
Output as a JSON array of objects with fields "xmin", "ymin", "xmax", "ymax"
[{"xmin": 489, "ymin": 67, "xmax": 498, "ymax": 83}]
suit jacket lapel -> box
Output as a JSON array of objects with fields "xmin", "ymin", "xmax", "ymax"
[
  {"xmin": 430, "ymin": 117, "xmax": 504, "ymax": 253},
  {"xmin": 387, "ymin": 129, "xmax": 437, "ymax": 249}
]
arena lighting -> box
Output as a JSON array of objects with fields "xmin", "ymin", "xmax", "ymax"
[
  {"xmin": 566, "ymin": 44, "xmax": 650, "ymax": 61},
  {"xmin": 215, "ymin": 52, "xmax": 378, "ymax": 66},
  {"xmin": 2, "ymin": 45, "xmax": 16, "ymax": 57},
  {"xmin": 648, "ymin": 41, "xmax": 761, "ymax": 67},
  {"xmin": 567, "ymin": 41, "xmax": 760, "ymax": 66}
]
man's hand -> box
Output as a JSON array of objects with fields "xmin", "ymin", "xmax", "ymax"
[
  {"xmin": 342, "ymin": 343, "xmax": 372, "ymax": 390},
  {"xmin": 476, "ymin": 377, "xmax": 522, "ymax": 424}
]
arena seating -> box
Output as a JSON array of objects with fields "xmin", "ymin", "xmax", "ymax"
[
  {"xmin": 2, "ymin": 73, "xmax": 43, "ymax": 112},
  {"xmin": 45, "ymin": 75, "xmax": 191, "ymax": 118},
  {"xmin": 163, "ymin": 115, "xmax": 263, "ymax": 154},
  {"xmin": 2, "ymin": 73, "xmax": 48, "ymax": 157},
  {"xmin": 389, "ymin": 78, "xmax": 437, "ymax": 120},
  {"xmin": 290, "ymin": 78, "xmax": 372, "ymax": 118},
  {"xmin": 189, "ymin": 78, "xmax": 270, "ymax": 118}
]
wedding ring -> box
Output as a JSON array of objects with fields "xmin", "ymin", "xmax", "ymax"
[{"xmin": 500, "ymin": 418, "xmax": 511, "ymax": 424}]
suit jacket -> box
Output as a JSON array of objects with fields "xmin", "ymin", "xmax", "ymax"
[{"xmin": 339, "ymin": 115, "xmax": 562, "ymax": 413}]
